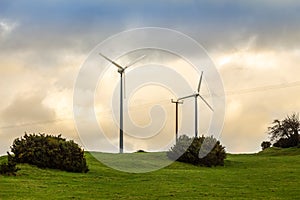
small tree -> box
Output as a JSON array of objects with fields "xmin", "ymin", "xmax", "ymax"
[
  {"xmin": 268, "ymin": 113, "xmax": 300, "ymax": 148},
  {"xmin": 261, "ymin": 141, "xmax": 271, "ymax": 150},
  {"xmin": 167, "ymin": 135, "xmax": 226, "ymax": 167}
]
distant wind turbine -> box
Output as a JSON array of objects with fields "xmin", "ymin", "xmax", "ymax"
[
  {"xmin": 99, "ymin": 53, "xmax": 146, "ymax": 153},
  {"xmin": 171, "ymin": 99, "xmax": 183, "ymax": 143},
  {"xmin": 177, "ymin": 71, "xmax": 213, "ymax": 137}
]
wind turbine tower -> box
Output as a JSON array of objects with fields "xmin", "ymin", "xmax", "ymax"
[
  {"xmin": 177, "ymin": 71, "xmax": 213, "ymax": 137},
  {"xmin": 99, "ymin": 53, "xmax": 145, "ymax": 153}
]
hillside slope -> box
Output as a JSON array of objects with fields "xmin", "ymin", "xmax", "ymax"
[{"xmin": 0, "ymin": 149, "xmax": 299, "ymax": 199}]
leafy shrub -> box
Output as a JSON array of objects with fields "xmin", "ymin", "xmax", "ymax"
[
  {"xmin": 273, "ymin": 134, "xmax": 299, "ymax": 148},
  {"xmin": 261, "ymin": 141, "xmax": 271, "ymax": 150},
  {"xmin": 0, "ymin": 154, "xmax": 20, "ymax": 176},
  {"xmin": 167, "ymin": 135, "xmax": 226, "ymax": 167},
  {"xmin": 135, "ymin": 150, "xmax": 147, "ymax": 153},
  {"xmin": 10, "ymin": 133, "xmax": 89, "ymax": 173}
]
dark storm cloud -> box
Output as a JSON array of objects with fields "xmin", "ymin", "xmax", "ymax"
[{"xmin": 1, "ymin": 0, "xmax": 300, "ymax": 53}]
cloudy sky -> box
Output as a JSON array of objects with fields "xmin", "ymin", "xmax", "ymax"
[{"xmin": 1, "ymin": 0, "xmax": 300, "ymax": 155}]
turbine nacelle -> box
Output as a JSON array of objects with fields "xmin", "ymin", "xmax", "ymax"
[
  {"xmin": 118, "ymin": 68, "xmax": 124, "ymax": 73},
  {"xmin": 99, "ymin": 53, "xmax": 146, "ymax": 99},
  {"xmin": 178, "ymin": 71, "xmax": 213, "ymax": 111}
]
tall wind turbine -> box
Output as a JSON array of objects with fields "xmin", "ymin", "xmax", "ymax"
[
  {"xmin": 171, "ymin": 99, "xmax": 183, "ymax": 143},
  {"xmin": 178, "ymin": 71, "xmax": 213, "ymax": 137},
  {"xmin": 99, "ymin": 53, "xmax": 145, "ymax": 153}
]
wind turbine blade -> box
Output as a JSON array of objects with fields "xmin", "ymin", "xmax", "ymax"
[
  {"xmin": 99, "ymin": 53, "xmax": 124, "ymax": 70},
  {"xmin": 124, "ymin": 55, "xmax": 146, "ymax": 69},
  {"xmin": 197, "ymin": 71, "xmax": 203, "ymax": 93},
  {"xmin": 178, "ymin": 94, "xmax": 196, "ymax": 100},
  {"xmin": 198, "ymin": 95, "xmax": 214, "ymax": 111}
]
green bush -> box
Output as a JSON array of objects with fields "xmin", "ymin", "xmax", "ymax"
[
  {"xmin": 10, "ymin": 133, "xmax": 89, "ymax": 173},
  {"xmin": 0, "ymin": 154, "xmax": 20, "ymax": 176},
  {"xmin": 167, "ymin": 135, "xmax": 226, "ymax": 167},
  {"xmin": 261, "ymin": 141, "xmax": 271, "ymax": 150},
  {"xmin": 135, "ymin": 150, "xmax": 147, "ymax": 153},
  {"xmin": 273, "ymin": 134, "xmax": 299, "ymax": 148}
]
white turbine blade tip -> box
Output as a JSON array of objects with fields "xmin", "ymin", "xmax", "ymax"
[
  {"xmin": 197, "ymin": 71, "xmax": 203, "ymax": 93},
  {"xmin": 125, "ymin": 55, "xmax": 146, "ymax": 68}
]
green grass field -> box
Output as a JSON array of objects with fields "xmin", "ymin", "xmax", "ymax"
[{"xmin": 1, "ymin": 148, "xmax": 299, "ymax": 199}]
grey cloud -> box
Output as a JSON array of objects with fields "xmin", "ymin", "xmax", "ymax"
[
  {"xmin": 1, "ymin": 0, "xmax": 300, "ymax": 55},
  {"xmin": 1, "ymin": 93, "xmax": 56, "ymax": 124},
  {"xmin": 1, "ymin": 0, "xmax": 300, "ymax": 155}
]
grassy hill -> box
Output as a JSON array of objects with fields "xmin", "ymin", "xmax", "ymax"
[
  {"xmin": 0, "ymin": 148, "xmax": 299, "ymax": 199},
  {"xmin": 257, "ymin": 146, "xmax": 300, "ymax": 156}
]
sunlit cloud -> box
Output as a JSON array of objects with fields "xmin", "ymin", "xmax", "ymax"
[{"xmin": 1, "ymin": 0, "xmax": 300, "ymax": 155}]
